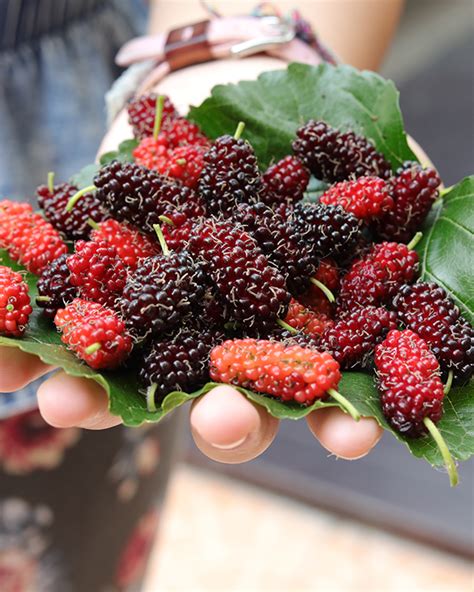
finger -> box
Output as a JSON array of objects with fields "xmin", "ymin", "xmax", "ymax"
[
  {"xmin": 0, "ymin": 346, "xmax": 53, "ymax": 392},
  {"xmin": 190, "ymin": 385, "xmax": 279, "ymax": 464},
  {"xmin": 307, "ymin": 406, "xmax": 383, "ymax": 460},
  {"xmin": 37, "ymin": 372, "xmax": 121, "ymax": 430}
]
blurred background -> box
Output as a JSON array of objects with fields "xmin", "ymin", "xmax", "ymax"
[{"xmin": 146, "ymin": 1, "xmax": 474, "ymax": 590}]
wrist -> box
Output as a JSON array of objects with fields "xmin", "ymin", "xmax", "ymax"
[{"xmin": 99, "ymin": 55, "xmax": 286, "ymax": 156}]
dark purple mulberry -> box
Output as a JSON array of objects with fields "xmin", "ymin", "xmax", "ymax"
[
  {"xmin": 36, "ymin": 254, "xmax": 77, "ymax": 318},
  {"xmin": 37, "ymin": 183, "xmax": 107, "ymax": 240},
  {"xmin": 291, "ymin": 203, "xmax": 363, "ymax": 262},
  {"xmin": 233, "ymin": 202, "xmax": 316, "ymax": 295},
  {"xmin": 292, "ymin": 120, "xmax": 392, "ymax": 182},
  {"xmin": 375, "ymin": 329, "xmax": 444, "ymax": 437},
  {"xmin": 319, "ymin": 306, "xmax": 397, "ymax": 368},
  {"xmin": 93, "ymin": 161, "xmax": 205, "ymax": 235},
  {"xmin": 393, "ymin": 282, "xmax": 474, "ymax": 384},
  {"xmin": 375, "ymin": 162, "xmax": 441, "ymax": 242},
  {"xmin": 139, "ymin": 328, "xmax": 225, "ymax": 403},
  {"xmin": 188, "ymin": 219, "xmax": 290, "ymax": 329},
  {"xmin": 198, "ymin": 135, "xmax": 262, "ymax": 215},
  {"xmin": 260, "ymin": 156, "xmax": 310, "ymax": 209},
  {"xmin": 119, "ymin": 251, "xmax": 206, "ymax": 341}
]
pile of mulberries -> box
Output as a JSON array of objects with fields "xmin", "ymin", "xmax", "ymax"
[{"xmin": 1, "ymin": 90, "xmax": 471, "ymax": 464}]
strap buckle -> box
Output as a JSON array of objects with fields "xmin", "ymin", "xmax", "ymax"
[{"xmin": 230, "ymin": 16, "xmax": 295, "ymax": 58}]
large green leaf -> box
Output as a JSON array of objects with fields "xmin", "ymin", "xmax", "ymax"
[
  {"xmin": 416, "ymin": 177, "xmax": 474, "ymax": 324},
  {"xmin": 189, "ymin": 62, "xmax": 417, "ymax": 169}
]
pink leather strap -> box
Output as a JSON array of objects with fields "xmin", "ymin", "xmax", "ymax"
[
  {"xmin": 115, "ymin": 15, "xmax": 329, "ymax": 95},
  {"xmin": 164, "ymin": 20, "xmax": 212, "ymax": 71}
]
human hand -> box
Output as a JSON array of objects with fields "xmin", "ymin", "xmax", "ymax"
[{"xmin": 0, "ymin": 348, "xmax": 383, "ymax": 460}]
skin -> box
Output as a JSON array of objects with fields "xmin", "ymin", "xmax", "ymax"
[{"xmin": 2, "ymin": 0, "xmax": 417, "ymax": 463}]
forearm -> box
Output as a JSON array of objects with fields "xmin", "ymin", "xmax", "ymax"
[
  {"xmin": 102, "ymin": 1, "xmax": 420, "ymax": 161},
  {"xmin": 148, "ymin": 0, "xmax": 405, "ymax": 70}
]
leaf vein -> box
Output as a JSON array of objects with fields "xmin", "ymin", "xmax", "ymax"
[{"xmin": 437, "ymin": 216, "xmax": 473, "ymax": 237}]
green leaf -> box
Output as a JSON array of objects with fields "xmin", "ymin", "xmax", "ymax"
[
  {"xmin": 99, "ymin": 139, "xmax": 138, "ymax": 166},
  {"xmin": 189, "ymin": 62, "xmax": 417, "ymax": 169},
  {"xmin": 416, "ymin": 176, "xmax": 474, "ymax": 324},
  {"xmin": 404, "ymin": 383, "xmax": 474, "ymax": 464},
  {"xmin": 70, "ymin": 163, "xmax": 100, "ymax": 189},
  {"xmin": 1, "ymin": 282, "xmax": 469, "ymax": 468}
]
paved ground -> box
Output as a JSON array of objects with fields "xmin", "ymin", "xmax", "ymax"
[{"xmin": 144, "ymin": 465, "xmax": 473, "ymax": 591}]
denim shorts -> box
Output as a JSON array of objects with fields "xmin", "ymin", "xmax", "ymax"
[{"xmin": 0, "ymin": 0, "xmax": 145, "ymax": 418}]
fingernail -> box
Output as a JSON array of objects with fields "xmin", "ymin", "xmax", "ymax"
[{"xmin": 210, "ymin": 435, "xmax": 248, "ymax": 450}]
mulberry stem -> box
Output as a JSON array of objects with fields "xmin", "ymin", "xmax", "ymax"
[
  {"xmin": 327, "ymin": 388, "xmax": 361, "ymax": 421},
  {"xmin": 443, "ymin": 370, "xmax": 454, "ymax": 395},
  {"xmin": 66, "ymin": 185, "xmax": 96, "ymax": 212},
  {"xmin": 153, "ymin": 95, "xmax": 165, "ymax": 140},
  {"xmin": 153, "ymin": 224, "xmax": 170, "ymax": 257},
  {"xmin": 87, "ymin": 218, "xmax": 100, "ymax": 230},
  {"xmin": 35, "ymin": 296, "xmax": 51, "ymax": 302},
  {"xmin": 234, "ymin": 121, "xmax": 245, "ymax": 140},
  {"xmin": 47, "ymin": 172, "xmax": 55, "ymax": 193},
  {"xmin": 158, "ymin": 215, "xmax": 175, "ymax": 227},
  {"xmin": 433, "ymin": 186, "xmax": 453, "ymax": 208},
  {"xmin": 423, "ymin": 417, "xmax": 458, "ymax": 487},
  {"xmin": 147, "ymin": 383, "xmax": 158, "ymax": 412},
  {"xmin": 276, "ymin": 318, "xmax": 298, "ymax": 334},
  {"xmin": 439, "ymin": 185, "xmax": 454, "ymax": 198},
  {"xmin": 407, "ymin": 231, "xmax": 423, "ymax": 251},
  {"xmin": 85, "ymin": 342, "xmax": 101, "ymax": 355},
  {"xmin": 309, "ymin": 278, "xmax": 335, "ymax": 303}
]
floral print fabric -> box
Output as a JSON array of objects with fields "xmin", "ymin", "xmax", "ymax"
[
  {"xmin": 0, "ymin": 498, "xmax": 68, "ymax": 592},
  {"xmin": 0, "ymin": 411, "xmax": 80, "ymax": 475},
  {"xmin": 0, "ymin": 411, "xmax": 180, "ymax": 591}
]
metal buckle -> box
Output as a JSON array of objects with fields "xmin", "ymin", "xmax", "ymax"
[{"xmin": 230, "ymin": 16, "xmax": 295, "ymax": 58}]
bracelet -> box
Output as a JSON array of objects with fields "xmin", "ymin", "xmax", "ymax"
[{"xmin": 106, "ymin": 7, "xmax": 337, "ymax": 123}]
